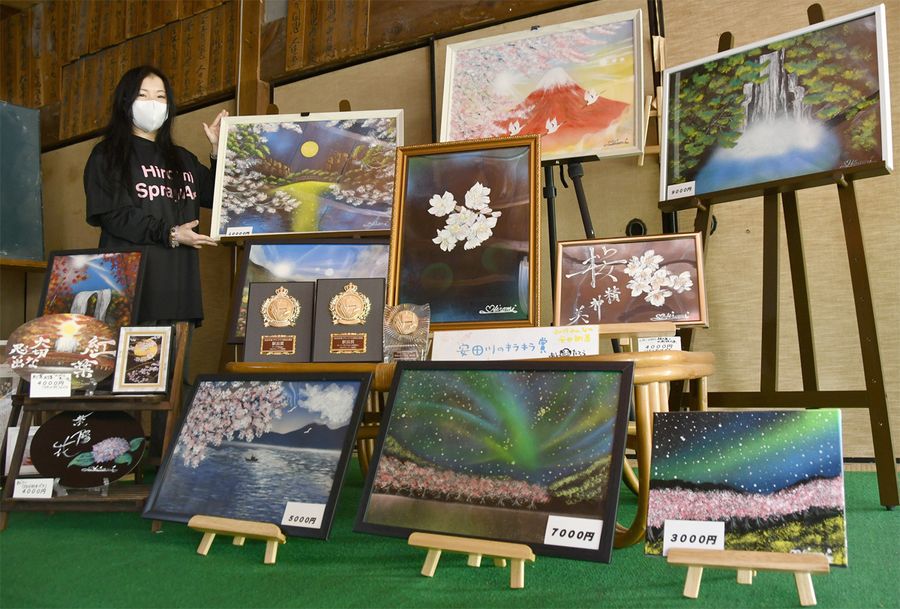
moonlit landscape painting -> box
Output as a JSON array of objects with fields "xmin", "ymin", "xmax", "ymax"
[
  {"xmin": 442, "ymin": 11, "xmax": 642, "ymax": 161},
  {"xmin": 145, "ymin": 375, "xmax": 367, "ymax": 538},
  {"xmin": 646, "ymin": 410, "xmax": 847, "ymax": 565},
  {"xmin": 356, "ymin": 362, "xmax": 633, "ymax": 561},
  {"xmin": 662, "ymin": 7, "xmax": 889, "ymax": 201}
]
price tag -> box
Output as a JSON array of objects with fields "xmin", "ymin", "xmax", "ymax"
[
  {"xmin": 543, "ymin": 515, "xmax": 602, "ymax": 550},
  {"xmin": 662, "ymin": 520, "xmax": 725, "ymax": 556},
  {"xmin": 638, "ymin": 336, "xmax": 682, "ymax": 352},
  {"xmin": 225, "ymin": 226, "xmax": 253, "ymax": 237},
  {"xmin": 666, "ymin": 181, "xmax": 696, "ymax": 200},
  {"xmin": 281, "ymin": 501, "xmax": 326, "ymax": 529},
  {"xmin": 29, "ymin": 373, "xmax": 72, "ymax": 398},
  {"xmin": 13, "ymin": 478, "xmax": 54, "ymax": 499}
]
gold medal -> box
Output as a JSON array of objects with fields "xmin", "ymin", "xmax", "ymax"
[
  {"xmin": 260, "ymin": 286, "xmax": 301, "ymax": 328},
  {"xmin": 388, "ymin": 308, "xmax": 420, "ymax": 335},
  {"xmin": 329, "ymin": 282, "xmax": 371, "ymax": 325}
]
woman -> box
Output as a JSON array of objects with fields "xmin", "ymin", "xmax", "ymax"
[{"xmin": 84, "ymin": 65, "xmax": 226, "ymax": 326}]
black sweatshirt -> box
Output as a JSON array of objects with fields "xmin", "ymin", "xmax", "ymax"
[{"xmin": 84, "ymin": 135, "xmax": 215, "ymax": 325}]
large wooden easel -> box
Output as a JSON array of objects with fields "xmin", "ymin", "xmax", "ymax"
[{"xmin": 664, "ymin": 8, "xmax": 897, "ymax": 509}]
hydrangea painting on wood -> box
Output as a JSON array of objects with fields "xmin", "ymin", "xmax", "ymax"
[
  {"xmin": 144, "ymin": 374, "xmax": 369, "ymax": 539},
  {"xmin": 645, "ymin": 410, "xmax": 848, "ymax": 565},
  {"xmin": 441, "ymin": 10, "xmax": 643, "ymax": 161},
  {"xmin": 355, "ymin": 361, "xmax": 634, "ymax": 562},
  {"xmin": 661, "ymin": 6, "xmax": 891, "ymax": 204},
  {"xmin": 211, "ymin": 110, "xmax": 403, "ymax": 238}
]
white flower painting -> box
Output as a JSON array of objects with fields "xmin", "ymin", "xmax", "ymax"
[{"xmin": 428, "ymin": 182, "xmax": 502, "ymax": 252}]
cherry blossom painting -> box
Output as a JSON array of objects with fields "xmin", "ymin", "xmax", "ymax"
[
  {"xmin": 211, "ymin": 110, "xmax": 403, "ymax": 239},
  {"xmin": 661, "ymin": 6, "xmax": 891, "ymax": 204},
  {"xmin": 388, "ymin": 137, "xmax": 540, "ymax": 330},
  {"xmin": 144, "ymin": 374, "xmax": 369, "ymax": 539},
  {"xmin": 646, "ymin": 410, "xmax": 847, "ymax": 565},
  {"xmin": 355, "ymin": 360, "xmax": 634, "ymax": 563},
  {"xmin": 39, "ymin": 249, "xmax": 145, "ymax": 332},
  {"xmin": 555, "ymin": 233, "xmax": 707, "ymax": 327},
  {"xmin": 441, "ymin": 10, "xmax": 643, "ymax": 161}
]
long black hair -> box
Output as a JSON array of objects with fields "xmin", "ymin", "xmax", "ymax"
[{"xmin": 99, "ymin": 65, "xmax": 184, "ymax": 192}]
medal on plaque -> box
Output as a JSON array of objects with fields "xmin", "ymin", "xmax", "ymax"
[
  {"xmin": 328, "ymin": 282, "xmax": 371, "ymax": 354},
  {"xmin": 383, "ymin": 304, "xmax": 431, "ymax": 362},
  {"xmin": 258, "ymin": 286, "xmax": 300, "ymax": 356}
]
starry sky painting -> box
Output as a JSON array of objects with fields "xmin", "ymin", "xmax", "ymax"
[
  {"xmin": 357, "ymin": 364, "xmax": 632, "ymax": 562},
  {"xmin": 646, "ymin": 410, "xmax": 847, "ymax": 565}
]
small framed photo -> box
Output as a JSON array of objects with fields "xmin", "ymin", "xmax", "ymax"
[
  {"xmin": 388, "ymin": 136, "xmax": 541, "ymax": 330},
  {"xmin": 555, "ymin": 232, "xmax": 707, "ymax": 327},
  {"xmin": 5, "ymin": 426, "xmax": 39, "ymax": 476},
  {"xmin": 112, "ymin": 326, "xmax": 173, "ymax": 393}
]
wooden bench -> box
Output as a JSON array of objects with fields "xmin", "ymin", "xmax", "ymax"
[
  {"xmin": 668, "ymin": 548, "xmax": 830, "ymax": 606},
  {"xmin": 408, "ymin": 532, "xmax": 536, "ymax": 589},
  {"xmin": 188, "ymin": 515, "xmax": 286, "ymax": 565}
]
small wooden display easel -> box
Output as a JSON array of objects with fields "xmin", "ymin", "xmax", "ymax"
[
  {"xmin": 408, "ymin": 532, "xmax": 536, "ymax": 589},
  {"xmin": 667, "ymin": 548, "xmax": 830, "ymax": 606},
  {"xmin": 188, "ymin": 515, "xmax": 286, "ymax": 565}
]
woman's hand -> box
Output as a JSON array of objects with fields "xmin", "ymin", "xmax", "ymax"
[
  {"xmin": 173, "ymin": 220, "xmax": 218, "ymax": 249},
  {"xmin": 203, "ymin": 109, "xmax": 229, "ymax": 156}
]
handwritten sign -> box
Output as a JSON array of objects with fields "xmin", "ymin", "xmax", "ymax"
[
  {"xmin": 666, "ymin": 181, "xmax": 696, "ymax": 200},
  {"xmin": 543, "ymin": 514, "xmax": 603, "ymax": 550},
  {"xmin": 29, "ymin": 373, "xmax": 71, "ymax": 398},
  {"xmin": 431, "ymin": 325, "xmax": 600, "ymax": 361},
  {"xmin": 637, "ymin": 336, "xmax": 682, "ymax": 352},
  {"xmin": 662, "ymin": 519, "xmax": 725, "ymax": 556},
  {"xmin": 281, "ymin": 501, "xmax": 326, "ymax": 529},
  {"xmin": 225, "ymin": 226, "xmax": 253, "ymax": 237},
  {"xmin": 13, "ymin": 478, "xmax": 54, "ymax": 499}
]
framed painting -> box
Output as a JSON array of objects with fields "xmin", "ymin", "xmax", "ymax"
[
  {"xmin": 227, "ymin": 238, "xmax": 390, "ymax": 343},
  {"xmin": 211, "ymin": 110, "xmax": 404, "ymax": 239},
  {"xmin": 440, "ymin": 10, "xmax": 643, "ymax": 161},
  {"xmin": 112, "ymin": 326, "xmax": 173, "ymax": 393},
  {"xmin": 388, "ymin": 137, "xmax": 540, "ymax": 330},
  {"xmin": 661, "ymin": 5, "xmax": 891, "ymax": 206},
  {"xmin": 355, "ymin": 360, "xmax": 634, "ymax": 562},
  {"xmin": 555, "ymin": 232, "xmax": 707, "ymax": 327},
  {"xmin": 0, "ymin": 340, "xmax": 21, "ymax": 429},
  {"xmin": 38, "ymin": 249, "xmax": 145, "ymax": 332},
  {"xmin": 5, "ymin": 426, "xmax": 38, "ymax": 476},
  {"xmin": 646, "ymin": 410, "xmax": 847, "ymax": 566},
  {"xmin": 144, "ymin": 373, "xmax": 370, "ymax": 539}
]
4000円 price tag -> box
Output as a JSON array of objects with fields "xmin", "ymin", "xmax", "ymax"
[
  {"xmin": 543, "ymin": 515, "xmax": 603, "ymax": 550},
  {"xmin": 281, "ymin": 501, "xmax": 326, "ymax": 529},
  {"xmin": 662, "ymin": 519, "xmax": 725, "ymax": 556}
]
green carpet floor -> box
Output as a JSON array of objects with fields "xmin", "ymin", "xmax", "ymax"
[{"xmin": 0, "ymin": 468, "xmax": 897, "ymax": 609}]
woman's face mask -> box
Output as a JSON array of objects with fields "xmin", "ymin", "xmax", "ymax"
[{"xmin": 132, "ymin": 99, "xmax": 168, "ymax": 133}]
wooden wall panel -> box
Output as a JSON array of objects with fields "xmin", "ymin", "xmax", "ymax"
[
  {"xmin": 285, "ymin": 0, "xmax": 308, "ymax": 71},
  {"xmin": 37, "ymin": 1, "xmax": 59, "ymax": 106},
  {"xmin": 305, "ymin": 0, "xmax": 369, "ymax": 65},
  {"xmin": 207, "ymin": 3, "xmax": 224, "ymax": 93}
]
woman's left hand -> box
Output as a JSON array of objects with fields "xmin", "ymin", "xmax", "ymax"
[{"xmin": 203, "ymin": 109, "xmax": 229, "ymax": 156}]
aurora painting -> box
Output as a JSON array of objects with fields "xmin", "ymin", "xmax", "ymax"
[
  {"xmin": 356, "ymin": 361, "xmax": 634, "ymax": 562},
  {"xmin": 645, "ymin": 410, "xmax": 847, "ymax": 565},
  {"xmin": 661, "ymin": 6, "xmax": 890, "ymax": 203},
  {"xmin": 211, "ymin": 110, "xmax": 403, "ymax": 238}
]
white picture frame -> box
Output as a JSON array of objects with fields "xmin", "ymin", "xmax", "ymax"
[
  {"xmin": 5, "ymin": 426, "xmax": 38, "ymax": 476},
  {"xmin": 112, "ymin": 326, "xmax": 173, "ymax": 393}
]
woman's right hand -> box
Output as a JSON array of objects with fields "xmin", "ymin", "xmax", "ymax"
[{"xmin": 173, "ymin": 220, "xmax": 218, "ymax": 249}]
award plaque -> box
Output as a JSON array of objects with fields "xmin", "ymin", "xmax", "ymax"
[
  {"xmin": 383, "ymin": 304, "xmax": 431, "ymax": 361},
  {"xmin": 244, "ymin": 282, "xmax": 315, "ymax": 362},
  {"xmin": 313, "ymin": 278, "xmax": 385, "ymax": 362}
]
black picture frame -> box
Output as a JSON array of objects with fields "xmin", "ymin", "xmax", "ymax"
[
  {"xmin": 354, "ymin": 360, "xmax": 634, "ymax": 562},
  {"xmin": 144, "ymin": 372, "xmax": 371, "ymax": 539}
]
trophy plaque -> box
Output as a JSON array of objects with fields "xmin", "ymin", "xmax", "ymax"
[
  {"xmin": 313, "ymin": 278, "xmax": 385, "ymax": 362},
  {"xmin": 383, "ymin": 304, "xmax": 431, "ymax": 361},
  {"xmin": 244, "ymin": 282, "xmax": 315, "ymax": 362}
]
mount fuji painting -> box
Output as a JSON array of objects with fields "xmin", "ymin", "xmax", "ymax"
[
  {"xmin": 662, "ymin": 6, "xmax": 890, "ymax": 202},
  {"xmin": 441, "ymin": 11, "xmax": 643, "ymax": 162}
]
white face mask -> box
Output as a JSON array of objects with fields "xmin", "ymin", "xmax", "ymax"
[{"xmin": 132, "ymin": 99, "xmax": 169, "ymax": 133}]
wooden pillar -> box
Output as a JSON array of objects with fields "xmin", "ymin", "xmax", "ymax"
[{"xmin": 236, "ymin": 0, "xmax": 269, "ymax": 116}]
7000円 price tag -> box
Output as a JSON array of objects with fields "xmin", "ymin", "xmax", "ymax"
[
  {"xmin": 543, "ymin": 514, "xmax": 603, "ymax": 550},
  {"xmin": 662, "ymin": 519, "xmax": 725, "ymax": 556},
  {"xmin": 281, "ymin": 501, "xmax": 326, "ymax": 529}
]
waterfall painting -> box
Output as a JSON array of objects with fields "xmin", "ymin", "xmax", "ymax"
[
  {"xmin": 39, "ymin": 249, "xmax": 145, "ymax": 332},
  {"xmin": 661, "ymin": 5, "xmax": 890, "ymax": 204},
  {"xmin": 441, "ymin": 10, "xmax": 643, "ymax": 162},
  {"xmin": 144, "ymin": 373, "xmax": 370, "ymax": 539},
  {"xmin": 388, "ymin": 137, "xmax": 540, "ymax": 330},
  {"xmin": 355, "ymin": 361, "xmax": 634, "ymax": 562},
  {"xmin": 211, "ymin": 110, "xmax": 403, "ymax": 239},
  {"xmin": 645, "ymin": 410, "xmax": 848, "ymax": 565},
  {"xmin": 227, "ymin": 238, "xmax": 389, "ymax": 342},
  {"xmin": 555, "ymin": 232, "xmax": 707, "ymax": 327}
]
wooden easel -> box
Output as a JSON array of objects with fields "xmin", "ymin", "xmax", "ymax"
[
  {"xmin": 407, "ymin": 532, "xmax": 536, "ymax": 589},
  {"xmin": 188, "ymin": 515, "xmax": 286, "ymax": 565},
  {"xmin": 665, "ymin": 8, "xmax": 897, "ymax": 509},
  {"xmin": 667, "ymin": 548, "xmax": 830, "ymax": 606}
]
